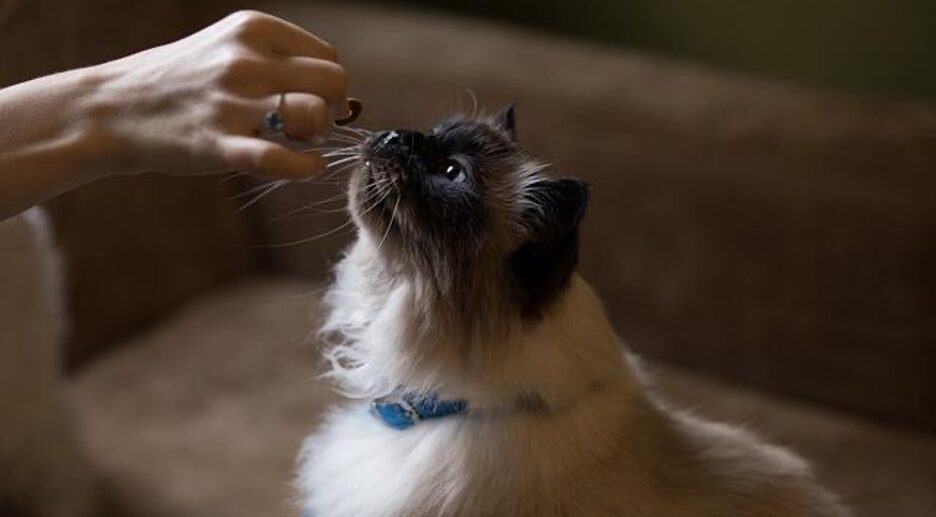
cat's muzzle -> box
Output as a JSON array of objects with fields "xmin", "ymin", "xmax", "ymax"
[{"xmin": 362, "ymin": 129, "xmax": 427, "ymax": 181}]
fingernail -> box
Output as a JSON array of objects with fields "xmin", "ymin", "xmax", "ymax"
[{"xmin": 335, "ymin": 97, "xmax": 363, "ymax": 126}]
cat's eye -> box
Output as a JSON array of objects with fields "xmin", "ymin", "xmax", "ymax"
[{"xmin": 443, "ymin": 159, "xmax": 467, "ymax": 183}]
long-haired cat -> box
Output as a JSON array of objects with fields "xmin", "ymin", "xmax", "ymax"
[{"xmin": 296, "ymin": 108, "xmax": 848, "ymax": 517}]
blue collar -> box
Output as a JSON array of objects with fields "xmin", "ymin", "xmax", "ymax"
[{"xmin": 371, "ymin": 392, "xmax": 468, "ymax": 430}]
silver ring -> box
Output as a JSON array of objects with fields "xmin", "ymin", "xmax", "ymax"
[{"xmin": 264, "ymin": 93, "xmax": 286, "ymax": 132}]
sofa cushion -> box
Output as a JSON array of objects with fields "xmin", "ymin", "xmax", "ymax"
[
  {"xmin": 70, "ymin": 280, "xmax": 335, "ymax": 517},
  {"xmin": 70, "ymin": 279, "xmax": 936, "ymax": 517}
]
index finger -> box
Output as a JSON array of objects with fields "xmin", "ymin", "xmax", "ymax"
[
  {"xmin": 268, "ymin": 57, "xmax": 350, "ymax": 118},
  {"xmin": 261, "ymin": 15, "xmax": 338, "ymax": 61}
]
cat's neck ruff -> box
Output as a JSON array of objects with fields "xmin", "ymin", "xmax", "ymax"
[{"xmin": 320, "ymin": 231, "xmax": 637, "ymax": 417}]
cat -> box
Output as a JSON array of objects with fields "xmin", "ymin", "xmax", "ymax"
[
  {"xmin": 0, "ymin": 209, "xmax": 96, "ymax": 517},
  {"xmin": 296, "ymin": 108, "xmax": 848, "ymax": 517}
]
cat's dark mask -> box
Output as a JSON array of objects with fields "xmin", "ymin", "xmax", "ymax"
[{"xmin": 352, "ymin": 106, "xmax": 588, "ymax": 320}]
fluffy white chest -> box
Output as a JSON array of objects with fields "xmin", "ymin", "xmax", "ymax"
[
  {"xmin": 299, "ymin": 404, "xmax": 474, "ymax": 517},
  {"xmin": 298, "ymin": 268, "xmax": 641, "ymax": 517},
  {"xmin": 297, "ymin": 394, "xmax": 630, "ymax": 517}
]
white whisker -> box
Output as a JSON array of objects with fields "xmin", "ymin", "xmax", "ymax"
[
  {"xmin": 236, "ymin": 180, "xmax": 285, "ymax": 211},
  {"xmin": 257, "ymin": 185, "xmax": 392, "ymax": 249},
  {"xmin": 374, "ymin": 186, "xmax": 400, "ymax": 254},
  {"xmin": 268, "ymin": 190, "xmax": 349, "ymax": 221},
  {"xmin": 229, "ymin": 180, "xmax": 280, "ymax": 201},
  {"xmin": 325, "ymin": 156, "xmax": 361, "ymax": 170},
  {"xmin": 220, "ymin": 171, "xmax": 250, "ymax": 183}
]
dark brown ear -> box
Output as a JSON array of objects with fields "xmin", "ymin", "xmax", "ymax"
[
  {"xmin": 511, "ymin": 178, "xmax": 589, "ymax": 318},
  {"xmin": 495, "ymin": 104, "xmax": 517, "ymax": 140}
]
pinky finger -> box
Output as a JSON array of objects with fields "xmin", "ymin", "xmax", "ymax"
[{"xmin": 216, "ymin": 135, "xmax": 326, "ymax": 178}]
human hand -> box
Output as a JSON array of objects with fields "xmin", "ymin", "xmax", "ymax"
[{"xmin": 83, "ymin": 10, "xmax": 349, "ymax": 178}]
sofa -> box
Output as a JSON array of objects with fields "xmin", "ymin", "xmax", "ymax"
[{"xmin": 2, "ymin": 1, "xmax": 935, "ymax": 516}]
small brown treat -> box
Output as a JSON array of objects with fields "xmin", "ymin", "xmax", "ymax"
[{"xmin": 335, "ymin": 97, "xmax": 363, "ymax": 126}]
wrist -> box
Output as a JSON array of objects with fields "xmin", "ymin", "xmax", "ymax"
[{"xmin": 69, "ymin": 63, "xmax": 132, "ymax": 179}]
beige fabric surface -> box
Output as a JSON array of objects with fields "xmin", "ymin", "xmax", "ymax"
[
  {"xmin": 70, "ymin": 280, "xmax": 334, "ymax": 517},
  {"xmin": 70, "ymin": 279, "xmax": 936, "ymax": 517}
]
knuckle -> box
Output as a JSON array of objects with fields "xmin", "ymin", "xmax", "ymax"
[
  {"xmin": 285, "ymin": 97, "xmax": 328, "ymax": 137},
  {"xmin": 216, "ymin": 53, "xmax": 261, "ymax": 84},
  {"xmin": 326, "ymin": 62, "xmax": 349, "ymax": 95},
  {"xmin": 194, "ymin": 132, "xmax": 220, "ymax": 159},
  {"xmin": 226, "ymin": 10, "xmax": 271, "ymax": 40},
  {"xmin": 207, "ymin": 93, "xmax": 238, "ymax": 125}
]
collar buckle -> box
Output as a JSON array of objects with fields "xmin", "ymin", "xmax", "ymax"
[{"xmin": 371, "ymin": 393, "xmax": 468, "ymax": 430}]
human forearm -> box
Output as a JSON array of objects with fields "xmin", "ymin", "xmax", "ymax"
[
  {"xmin": 0, "ymin": 10, "xmax": 349, "ymax": 221},
  {"xmin": 0, "ymin": 68, "xmax": 116, "ymax": 220}
]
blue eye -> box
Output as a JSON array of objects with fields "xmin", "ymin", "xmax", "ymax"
[{"xmin": 443, "ymin": 159, "xmax": 467, "ymax": 183}]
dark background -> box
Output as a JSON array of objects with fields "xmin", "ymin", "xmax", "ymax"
[{"xmin": 375, "ymin": 0, "xmax": 936, "ymax": 103}]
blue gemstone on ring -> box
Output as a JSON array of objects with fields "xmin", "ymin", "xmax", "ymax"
[{"xmin": 265, "ymin": 111, "xmax": 284, "ymax": 132}]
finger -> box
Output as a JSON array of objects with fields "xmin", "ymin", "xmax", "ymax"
[
  {"xmin": 216, "ymin": 135, "xmax": 325, "ymax": 178},
  {"xmin": 264, "ymin": 18, "xmax": 338, "ymax": 61},
  {"xmin": 266, "ymin": 57, "xmax": 349, "ymax": 117},
  {"xmin": 271, "ymin": 93, "xmax": 332, "ymax": 141},
  {"xmin": 224, "ymin": 10, "xmax": 338, "ymax": 61}
]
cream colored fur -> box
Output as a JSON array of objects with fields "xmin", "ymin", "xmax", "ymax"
[
  {"xmin": 0, "ymin": 210, "xmax": 95, "ymax": 517},
  {"xmin": 297, "ymin": 229, "xmax": 849, "ymax": 517}
]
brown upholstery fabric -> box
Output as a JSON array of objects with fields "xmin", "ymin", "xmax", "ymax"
[
  {"xmin": 47, "ymin": 175, "xmax": 249, "ymax": 369},
  {"xmin": 71, "ymin": 280, "xmax": 332, "ymax": 517},
  {"xmin": 0, "ymin": 0, "xmax": 19, "ymax": 28},
  {"xmin": 232, "ymin": 1, "xmax": 936, "ymax": 431},
  {"xmin": 0, "ymin": 0, "xmax": 250, "ymax": 369}
]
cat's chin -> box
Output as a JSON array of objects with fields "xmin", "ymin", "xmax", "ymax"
[{"xmin": 350, "ymin": 162, "xmax": 403, "ymax": 235}]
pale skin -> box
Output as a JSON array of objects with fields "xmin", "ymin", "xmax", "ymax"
[{"xmin": 0, "ymin": 10, "xmax": 351, "ymax": 221}]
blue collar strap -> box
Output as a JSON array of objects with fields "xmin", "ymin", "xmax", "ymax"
[{"xmin": 371, "ymin": 392, "xmax": 469, "ymax": 430}]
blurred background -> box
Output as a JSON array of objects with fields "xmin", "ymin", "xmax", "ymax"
[
  {"xmin": 1, "ymin": 0, "xmax": 934, "ymax": 516},
  {"xmin": 393, "ymin": 0, "xmax": 936, "ymax": 103}
]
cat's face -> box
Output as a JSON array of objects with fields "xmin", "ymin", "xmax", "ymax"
[{"xmin": 350, "ymin": 107, "xmax": 587, "ymax": 321}]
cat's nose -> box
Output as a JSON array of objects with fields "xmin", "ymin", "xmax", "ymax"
[{"xmin": 376, "ymin": 129, "xmax": 424, "ymax": 151}]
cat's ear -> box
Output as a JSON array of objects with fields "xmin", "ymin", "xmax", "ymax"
[
  {"xmin": 511, "ymin": 178, "xmax": 589, "ymax": 318},
  {"xmin": 495, "ymin": 104, "xmax": 517, "ymax": 140}
]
